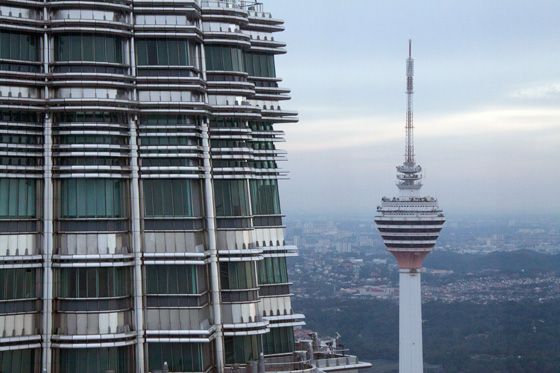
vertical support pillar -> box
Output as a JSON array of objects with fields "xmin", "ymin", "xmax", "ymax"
[
  {"xmin": 200, "ymin": 42, "xmax": 224, "ymax": 372},
  {"xmin": 129, "ymin": 27, "xmax": 145, "ymax": 372},
  {"xmin": 42, "ymin": 6, "xmax": 53, "ymax": 369},
  {"xmin": 201, "ymin": 118, "xmax": 224, "ymax": 372},
  {"xmin": 130, "ymin": 115, "xmax": 145, "ymax": 373},
  {"xmin": 399, "ymin": 269, "xmax": 423, "ymax": 373},
  {"xmin": 42, "ymin": 113, "xmax": 53, "ymax": 372}
]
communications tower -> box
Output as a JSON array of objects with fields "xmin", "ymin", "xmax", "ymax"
[{"xmin": 374, "ymin": 41, "xmax": 445, "ymax": 373}]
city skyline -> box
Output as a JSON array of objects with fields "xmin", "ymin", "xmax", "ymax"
[{"xmin": 264, "ymin": 0, "xmax": 560, "ymax": 216}]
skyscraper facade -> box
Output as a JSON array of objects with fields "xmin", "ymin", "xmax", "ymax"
[
  {"xmin": 0, "ymin": 1, "xmax": 305, "ymax": 371},
  {"xmin": 374, "ymin": 42, "xmax": 445, "ymax": 373}
]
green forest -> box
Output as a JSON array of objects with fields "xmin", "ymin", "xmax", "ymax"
[{"xmin": 294, "ymin": 298, "xmax": 560, "ymax": 372}]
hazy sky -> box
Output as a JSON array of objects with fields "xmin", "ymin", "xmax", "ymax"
[{"xmin": 262, "ymin": 1, "xmax": 560, "ymax": 216}]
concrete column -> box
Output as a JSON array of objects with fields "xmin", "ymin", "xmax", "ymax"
[{"xmin": 399, "ymin": 269, "xmax": 423, "ymax": 373}]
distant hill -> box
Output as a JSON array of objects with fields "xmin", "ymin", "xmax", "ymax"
[{"xmin": 424, "ymin": 249, "xmax": 560, "ymax": 273}]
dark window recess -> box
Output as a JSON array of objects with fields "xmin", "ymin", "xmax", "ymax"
[
  {"xmin": 378, "ymin": 228, "xmax": 442, "ymax": 233},
  {"xmin": 381, "ymin": 235, "xmax": 440, "ymax": 241},
  {"xmin": 145, "ymin": 295, "xmax": 208, "ymax": 308},
  {"xmin": 0, "ymin": 220, "xmax": 39, "ymax": 233},
  {"xmin": 0, "ymin": 110, "xmax": 39, "ymax": 123},
  {"xmin": 139, "ymin": 114, "xmax": 197, "ymax": 125},
  {"xmin": 206, "ymin": 73, "xmax": 248, "ymax": 82},
  {"xmin": 0, "ymin": 300, "xmax": 39, "ymax": 314},
  {"xmin": 386, "ymin": 243, "xmax": 435, "ymax": 249},
  {"xmin": 216, "ymin": 218, "xmax": 252, "ymax": 229},
  {"xmin": 55, "ymin": 297, "xmax": 132, "ymax": 312},
  {"xmin": 0, "ymin": 62, "xmax": 41, "ymax": 73},
  {"xmin": 143, "ymin": 219, "xmax": 204, "ymax": 231},
  {"xmin": 376, "ymin": 220, "xmax": 445, "ymax": 226},
  {"xmin": 136, "ymin": 68, "xmax": 196, "ymax": 77},
  {"xmin": 253, "ymin": 216, "xmax": 283, "ymax": 227},
  {"xmin": 57, "ymin": 219, "xmax": 128, "ymax": 232},
  {"xmin": 141, "ymin": 158, "xmax": 199, "ymax": 167},
  {"xmin": 53, "ymin": 111, "xmax": 128, "ymax": 124},
  {"xmin": 52, "ymin": 64, "xmax": 128, "ymax": 75},
  {"xmin": 209, "ymin": 117, "xmax": 246, "ymax": 128},
  {"xmin": 259, "ymin": 284, "xmax": 290, "ymax": 297},
  {"xmin": 221, "ymin": 290, "xmax": 259, "ymax": 303},
  {"xmin": 0, "ymin": 157, "xmax": 41, "ymax": 167}
]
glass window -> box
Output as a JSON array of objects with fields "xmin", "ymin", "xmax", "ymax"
[
  {"xmin": 60, "ymin": 178, "xmax": 125, "ymax": 218},
  {"xmin": 263, "ymin": 327, "xmax": 295, "ymax": 354},
  {"xmin": 250, "ymin": 179, "xmax": 281, "ymax": 215},
  {"xmin": 0, "ymin": 269, "xmax": 37, "ymax": 300},
  {"xmin": 58, "ymin": 267, "xmax": 132, "ymax": 298},
  {"xmin": 0, "ymin": 178, "xmax": 37, "ymax": 219},
  {"xmin": 136, "ymin": 38, "xmax": 194, "ymax": 66},
  {"xmin": 136, "ymin": 39, "xmax": 147, "ymax": 65},
  {"xmin": 83, "ymin": 34, "xmax": 94, "ymax": 61},
  {"xmin": 145, "ymin": 265, "xmax": 199, "ymax": 294},
  {"xmin": 206, "ymin": 45, "xmax": 244, "ymax": 72},
  {"xmin": 148, "ymin": 343, "xmax": 208, "ymax": 372},
  {"xmin": 258, "ymin": 257, "xmax": 289, "ymax": 285},
  {"xmin": 220, "ymin": 262, "xmax": 256, "ymax": 290},
  {"xmin": 94, "ymin": 35, "xmax": 106, "ymax": 61},
  {"xmin": 54, "ymin": 33, "xmax": 124, "ymax": 63},
  {"xmin": 142, "ymin": 179, "xmax": 200, "ymax": 218},
  {"xmin": 244, "ymin": 52, "xmax": 276, "ymax": 77},
  {"xmin": 224, "ymin": 336, "xmax": 261, "ymax": 364},
  {"xmin": 214, "ymin": 180, "xmax": 249, "ymax": 217},
  {"xmin": 58, "ymin": 346, "xmax": 134, "ymax": 373}
]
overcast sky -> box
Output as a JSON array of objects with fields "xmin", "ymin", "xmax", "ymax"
[{"xmin": 262, "ymin": 0, "xmax": 560, "ymax": 216}]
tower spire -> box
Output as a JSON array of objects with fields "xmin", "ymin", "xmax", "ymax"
[
  {"xmin": 406, "ymin": 39, "xmax": 414, "ymax": 164},
  {"xmin": 397, "ymin": 40, "xmax": 422, "ymax": 198}
]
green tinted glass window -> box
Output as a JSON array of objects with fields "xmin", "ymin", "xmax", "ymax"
[
  {"xmin": 143, "ymin": 179, "xmax": 201, "ymax": 217},
  {"xmin": 148, "ymin": 343, "xmax": 209, "ymax": 372},
  {"xmin": 0, "ymin": 31, "xmax": 39, "ymax": 62},
  {"xmin": 250, "ymin": 179, "xmax": 281, "ymax": 215},
  {"xmin": 60, "ymin": 178, "xmax": 124, "ymax": 218},
  {"xmin": 214, "ymin": 179, "xmax": 250, "ymax": 217},
  {"xmin": 0, "ymin": 178, "xmax": 37, "ymax": 218},
  {"xmin": 205, "ymin": 45, "xmax": 244, "ymax": 72}
]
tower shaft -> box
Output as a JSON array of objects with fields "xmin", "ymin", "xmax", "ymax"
[{"xmin": 399, "ymin": 270, "xmax": 423, "ymax": 373}]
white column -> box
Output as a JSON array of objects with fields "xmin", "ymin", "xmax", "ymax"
[
  {"xmin": 399, "ymin": 269, "xmax": 423, "ymax": 373},
  {"xmin": 42, "ymin": 14, "xmax": 53, "ymax": 370}
]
